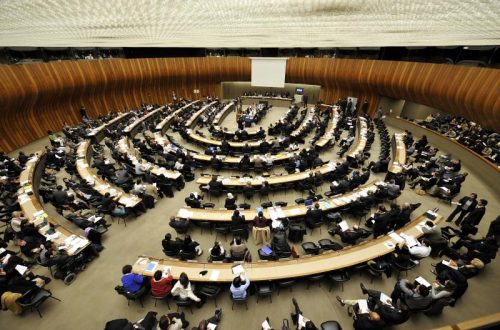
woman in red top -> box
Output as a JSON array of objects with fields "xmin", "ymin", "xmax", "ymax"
[
  {"xmin": 150, "ymin": 270, "xmax": 173, "ymax": 297},
  {"xmin": 253, "ymin": 211, "xmax": 268, "ymax": 228}
]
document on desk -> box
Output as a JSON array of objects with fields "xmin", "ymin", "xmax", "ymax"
[
  {"xmin": 339, "ymin": 220, "xmax": 349, "ymax": 232},
  {"xmin": 400, "ymin": 233, "xmax": 419, "ymax": 247},
  {"xmin": 358, "ymin": 299, "xmax": 369, "ymax": 313},
  {"xmin": 146, "ymin": 261, "xmax": 158, "ymax": 273},
  {"xmin": 209, "ymin": 270, "xmax": 220, "ymax": 281},
  {"xmin": 389, "ymin": 232, "xmax": 405, "ymax": 243},
  {"xmin": 231, "ymin": 264, "xmax": 245, "ymax": 275},
  {"xmin": 415, "ymin": 276, "xmax": 431, "ymax": 287},
  {"xmin": 15, "ymin": 265, "xmax": 28, "ymax": 276},
  {"xmin": 380, "ymin": 293, "xmax": 392, "ymax": 304},
  {"xmin": 178, "ymin": 209, "xmax": 193, "ymax": 219}
]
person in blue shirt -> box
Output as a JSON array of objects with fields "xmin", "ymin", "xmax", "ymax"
[
  {"xmin": 121, "ymin": 264, "xmax": 144, "ymax": 292},
  {"xmin": 230, "ymin": 273, "xmax": 251, "ymax": 299}
]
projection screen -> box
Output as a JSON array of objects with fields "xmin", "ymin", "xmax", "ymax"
[{"xmin": 251, "ymin": 57, "xmax": 288, "ymax": 88}]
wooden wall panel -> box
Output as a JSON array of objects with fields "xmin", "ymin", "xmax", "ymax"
[{"xmin": 0, "ymin": 57, "xmax": 498, "ymax": 152}]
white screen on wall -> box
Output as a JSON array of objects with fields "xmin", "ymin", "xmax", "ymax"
[{"xmin": 251, "ymin": 57, "xmax": 288, "ymax": 88}]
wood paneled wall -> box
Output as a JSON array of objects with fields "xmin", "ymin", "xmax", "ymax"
[
  {"xmin": 0, "ymin": 57, "xmax": 251, "ymax": 152},
  {"xmin": 286, "ymin": 58, "xmax": 500, "ymax": 128},
  {"xmin": 1, "ymin": 57, "xmax": 498, "ymax": 152}
]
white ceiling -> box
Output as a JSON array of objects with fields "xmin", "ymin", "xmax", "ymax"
[{"xmin": 0, "ymin": 0, "xmax": 499, "ymax": 47}]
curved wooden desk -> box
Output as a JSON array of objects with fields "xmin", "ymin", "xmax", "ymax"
[
  {"xmin": 76, "ymin": 140, "xmax": 142, "ymax": 208},
  {"xmin": 186, "ymin": 130, "xmax": 283, "ymax": 149},
  {"xmin": 87, "ymin": 112, "xmax": 134, "ymax": 143},
  {"xmin": 177, "ymin": 181, "xmax": 381, "ymax": 222},
  {"xmin": 123, "ymin": 106, "xmax": 166, "ymax": 136},
  {"xmin": 153, "ymin": 131, "xmax": 303, "ymax": 167},
  {"xmin": 291, "ymin": 107, "xmax": 316, "ymax": 138},
  {"xmin": 345, "ymin": 117, "xmax": 368, "ymax": 159},
  {"xmin": 155, "ymin": 100, "xmax": 201, "ymax": 132},
  {"xmin": 315, "ymin": 106, "xmax": 340, "ymax": 148},
  {"xmin": 388, "ymin": 133, "xmax": 407, "ymax": 174},
  {"xmin": 240, "ymin": 95, "xmax": 293, "ymax": 103},
  {"xmin": 18, "ymin": 152, "xmax": 90, "ymax": 256},
  {"xmin": 132, "ymin": 212, "xmax": 443, "ymax": 282},
  {"xmin": 184, "ymin": 101, "xmax": 219, "ymax": 129},
  {"xmin": 117, "ymin": 137, "xmax": 181, "ymax": 180},
  {"xmin": 213, "ymin": 101, "xmax": 236, "ymax": 126},
  {"xmin": 196, "ymin": 161, "xmax": 337, "ymax": 188}
]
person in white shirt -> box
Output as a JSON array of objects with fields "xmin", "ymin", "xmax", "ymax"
[
  {"xmin": 174, "ymin": 159, "xmax": 184, "ymax": 171},
  {"xmin": 171, "ymin": 272, "xmax": 201, "ymax": 302}
]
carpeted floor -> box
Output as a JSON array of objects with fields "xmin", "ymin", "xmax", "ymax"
[{"xmin": 2, "ymin": 104, "xmax": 499, "ymax": 330}]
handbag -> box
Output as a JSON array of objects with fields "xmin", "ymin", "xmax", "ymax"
[{"xmin": 282, "ymin": 318, "xmax": 290, "ymax": 330}]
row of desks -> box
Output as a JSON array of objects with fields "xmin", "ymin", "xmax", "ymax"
[
  {"xmin": 196, "ymin": 161, "xmax": 337, "ymax": 187},
  {"xmin": 315, "ymin": 106, "xmax": 340, "ymax": 148},
  {"xmin": 388, "ymin": 133, "xmax": 407, "ymax": 174},
  {"xmin": 212, "ymin": 101, "xmax": 236, "ymax": 126},
  {"xmin": 345, "ymin": 117, "xmax": 368, "ymax": 159},
  {"xmin": 154, "ymin": 131, "xmax": 302, "ymax": 166},
  {"xmin": 87, "ymin": 112, "xmax": 134, "ymax": 142},
  {"xmin": 132, "ymin": 211, "xmax": 443, "ymax": 282},
  {"xmin": 117, "ymin": 137, "xmax": 181, "ymax": 180},
  {"xmin": 123, "ymin": 106, "xmax": 166, "ymax": 136},
  {"xmin": 18, "ymin": 152, "xmax": 90, "ymax": 256},
  {"xmin": 184, "ymin": 101, "xmax": 219, "ymax": 129},
  {"xmin": 76, "ymin": 140, "xmax": 142, "ymax": 208},
  {"xmin": 177, "ymin": 181, "xmax": 381, "ymax": 222},
  {"xmin": 291, "ymin": 107, "xmax": 316, "ymax": 138},
  {"xmin": 155, "ymin": 100, "xmax": 201, "ymax": 132}
]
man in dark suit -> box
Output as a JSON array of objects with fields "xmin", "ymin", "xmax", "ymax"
[
  {"xmin": 446, "ymin": 193, "xmax": 478, "ymax": 225},
  {"xmin": 51, "ymin": 185, "xmax": 69, "ymax": 206},
  {"xmin": 461, "ymin": 199, "xmax": 487, "ymax": 228},
  {"xmin": 305, "ymin": 203, "xmax": 323, "ymax": 228}
]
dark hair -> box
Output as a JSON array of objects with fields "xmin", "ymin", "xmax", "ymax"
[
  {"xmin": 480, "ymin": 199, "xmax": 488, "ymax": 206},
  {"xmin": 258, "ymin": 211, "xmax": 263, "ymax": 217},
  {"xmin": 179, "ymin": 272, "xmax": 189, "ymax": 288},
  {"xmin": 233, "ymin": 276, "xmax": 241, "ymax": 288},
  {"xmin": 57, "ymin": 185, "xmax": 63, "ymax": 190},
  {"xmin": 419, "ymin": 285, "xmax": 430, "ymax": 297},
  {"xmin": 184, "ymin": 235, "xmax": 192, "ymax": 245},
  {"xmin": 154, "ymin": 270, "xmax": 162, "ymax": 281},
  {"xmin": 425, "ymin": 221, "xmax": 434, "ymax": 227},
  {"xmin": 158, "ymin": 315, "xmax": 169, "ymax": 330},
  {"xmin": 471, "ymin": 193, "xmax": 478, "ymax": 199},
  {"xmin": 164, "ymin": 233, "xmax": 172, "ymax": 240},
  {"xmin": 122, "ymin": 265, "xmax": 132, "ymax": 274},
  {"xmin": 235, "ymin": 237, "xmax": 242, "ymax": 245}
]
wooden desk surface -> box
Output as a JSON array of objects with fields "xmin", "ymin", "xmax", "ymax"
[
  {"xmin": 315, "ymin": 107, "xmax": 340, "ymax": 148},
  {"xmin": 132, "ymin": 212, "xmax": 442, "ymax": 282},
  {"xmin": 177, "ymin": 181, "xmax": 381, "ymax": 221},
  {"xmin": 18, "ymin": 153, "xmax": 90, "ymax": 256},
  {"xmin": 185, "ymin": 101, "xmax": 218, "ymax": 128},
  {"xmin": 123, "ymin": 106, "xmax": 165, "ymax": 134},
  {"xmin": 153, "ymin": 131, "xmax": 300, "ymax": 165},
  {"xmin": 187, "ymin": 131, "xmax": 266, "ymax": 148},
  {"xmin": 213, "ymin": 101, "xmax": 236, "ymax": 126},
  {"xmin": 291, "ymin": 107, "xmax": 316, "ymax": 137},
  {"xmin": 196, "ymin": 161, "xmax": 337, "ymax": 187},
  {"xmin": 240, "ymin": 95, "xmax": 293, "ymax": 102},
  {"xmin": 155, "ymin": 100, "xmax": 201, "ymax": 131},
  {"xmin": 388, "ymin": 133, "xmax": 407, "ymax": 174},
  {"xmin": 116, "ymin": 137, "xmax": 181, "ymax": 180},
  {"xmin": 87, "ymin": 112, "xmax": 133, "ymax": 138},
  {"xmin": 76, "ymin": 141, "xmax": 142, "ymax": 207},
  {"xmin": 346, "ymin": 117, "xmax": 368, "ymax": 159}
]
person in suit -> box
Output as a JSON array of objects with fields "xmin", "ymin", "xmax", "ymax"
[
  {"xmin": 208, "ymin": 176, "xmax": 223, "ymax": 196},
  {"xmin": 305, "ymin": 203, "xmax": 322, "ymax": 229},
  {"xmin": 162, "ymin": 233, "xmax": 183, "ymax": 254},
  {"xmin": 461, "ymin": 199, "xmax": 487, "ymax": 228},
  {"xmin": 390, "ymin": 279, "xmax": 432, "ymax": 311},
  {"xmin": 337, "ymin": 283, "xmax": 406, "ymax": 326},
  {"xmin": 185, "ymin": 193, "xmax": 202, "ymax": 208},
  {"xmin": 51, "ymin": 185, "xmax": 69, "ymax": 206},
  {"xmin": 446, "ymin": 193, "xmax": 478, "ymax": 225}
]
